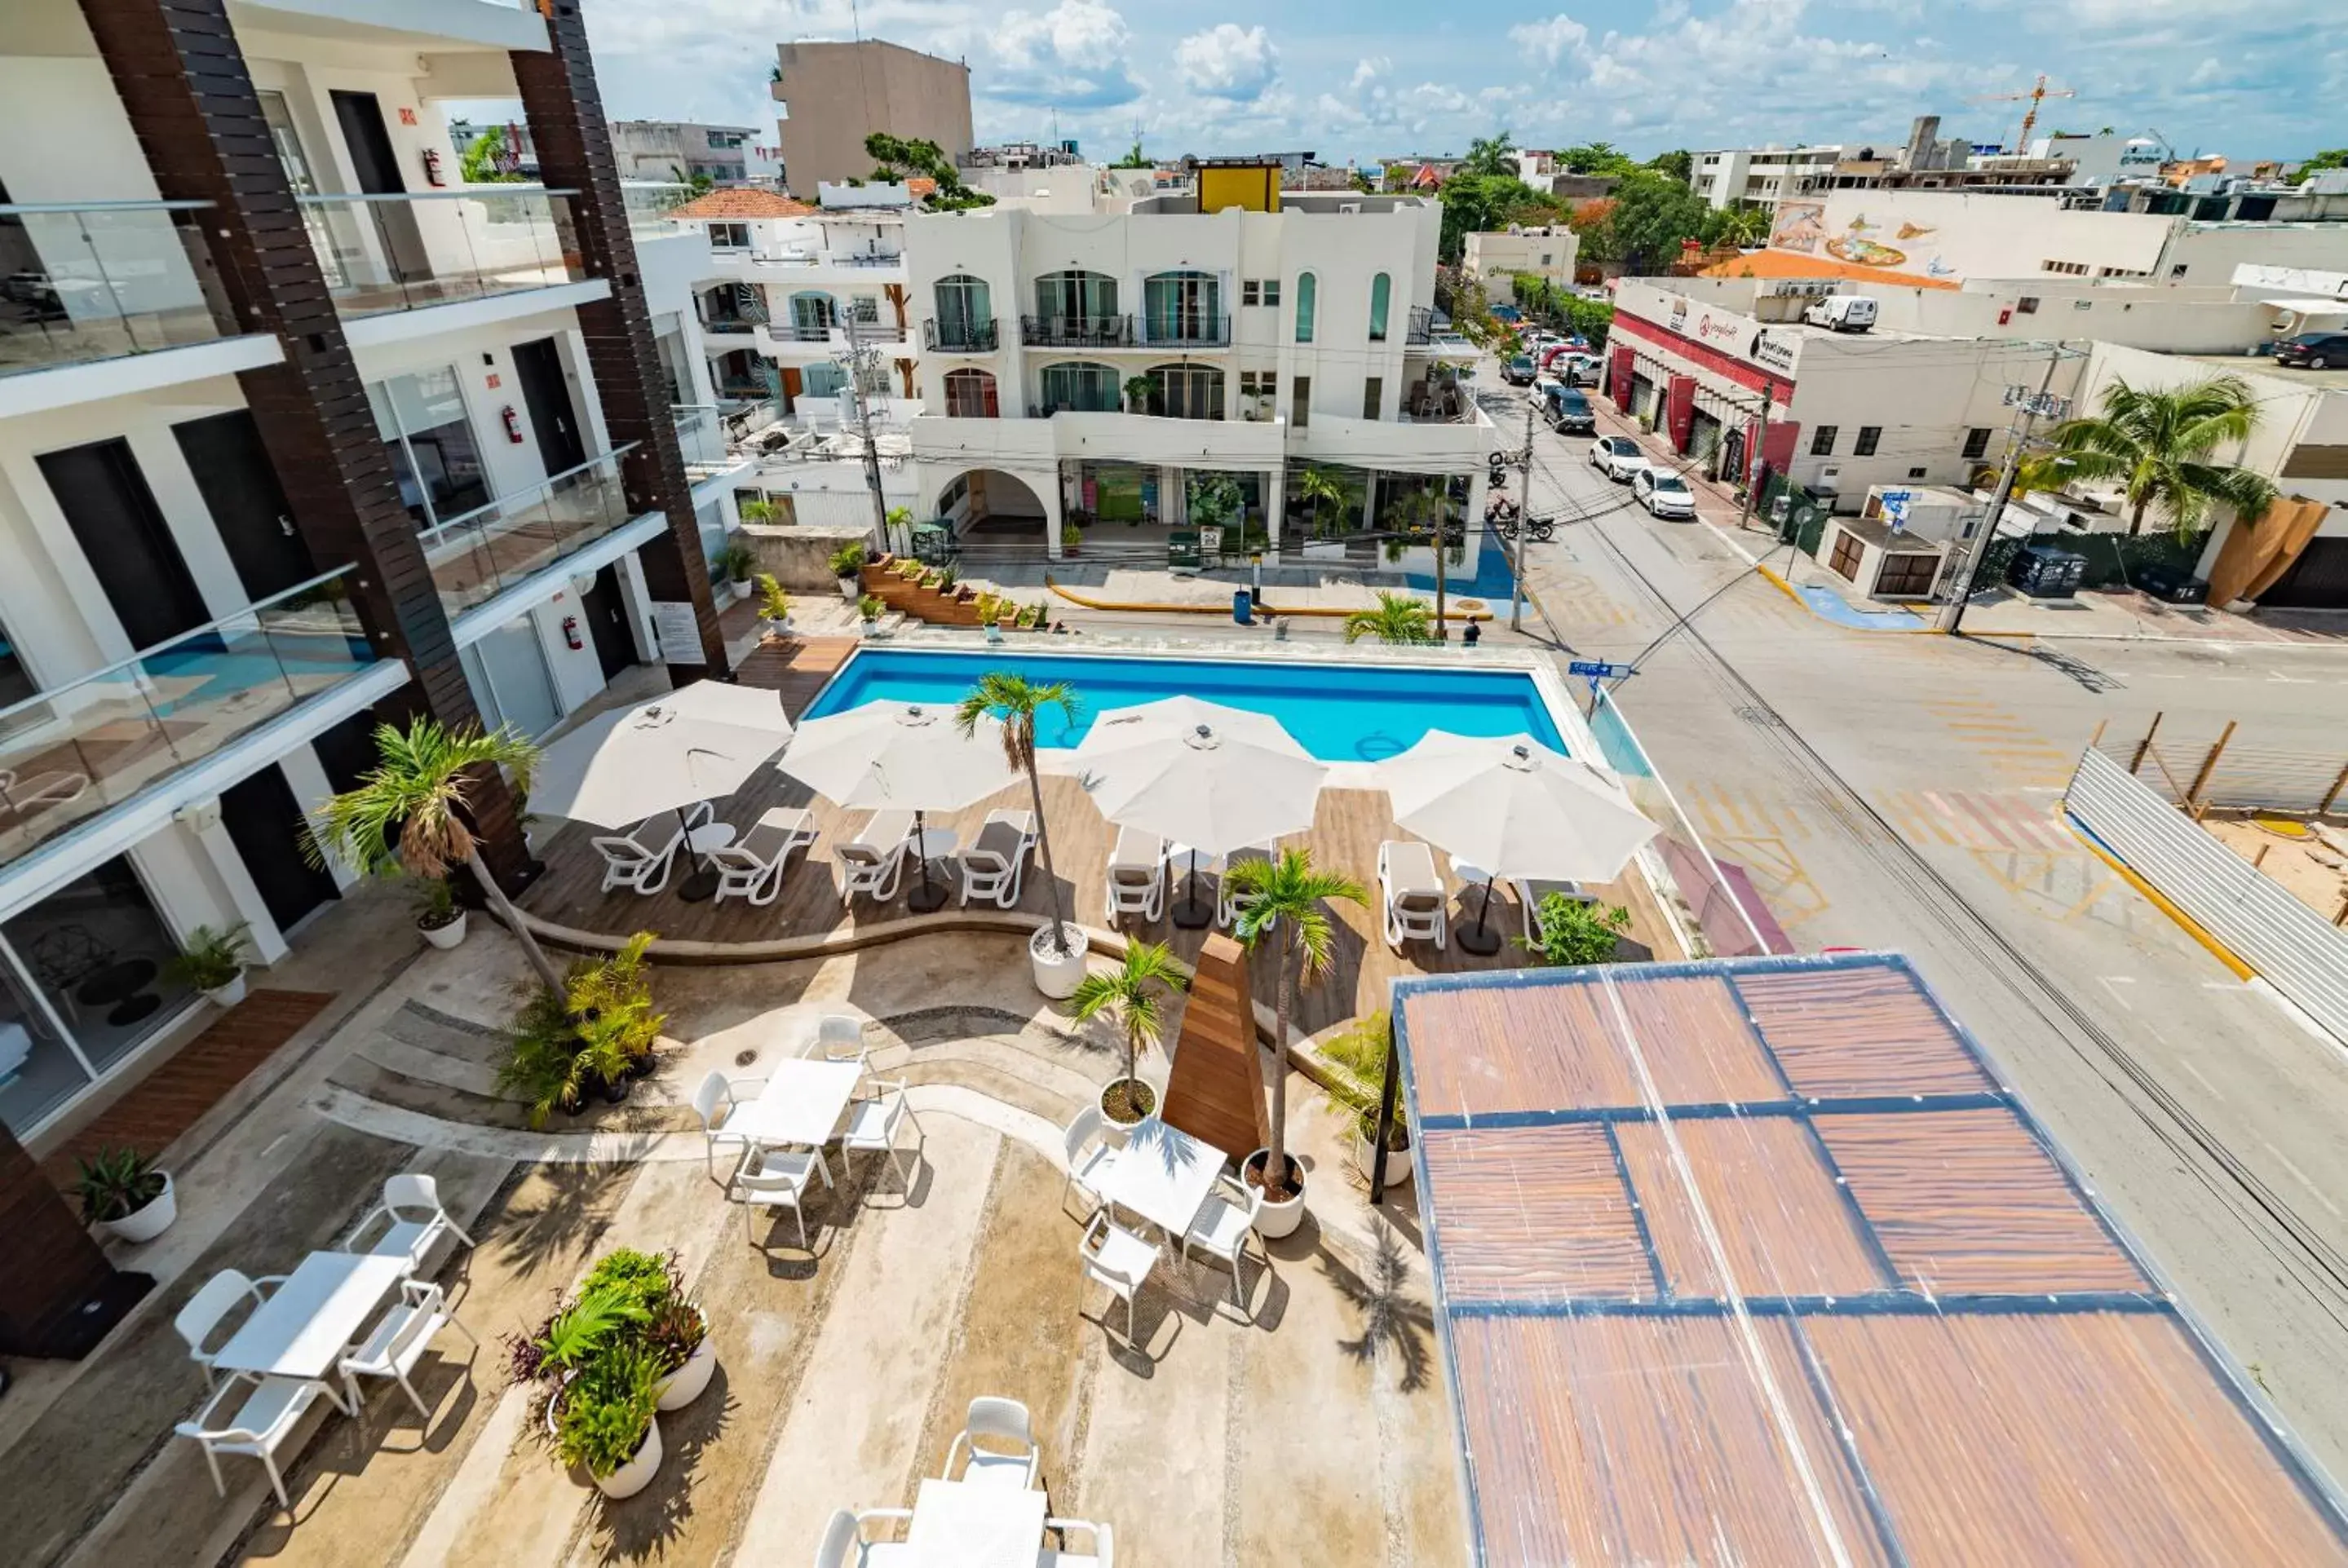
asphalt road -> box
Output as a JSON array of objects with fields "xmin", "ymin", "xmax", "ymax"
[{"xmin": 1487, "ymin": 378, "xmax": 2348, "ymax": 1481}]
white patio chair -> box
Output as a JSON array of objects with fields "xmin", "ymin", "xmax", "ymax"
[
  {"xmin": 591, "ymin": 806, "xmax": 702, "ymax": 895},
  {"xmin": 175, "ymin": 1269, "xmax": 284, "ymax": 1385},
  {"xmin": 1060, "ymin": 1105, "xmax": 1120, "ymax": 1217},
  {"xmin": 1040, "ymin": 1517, "xmax": 1116, "ymax": 1568},
  {"xmin": 1102, "ymin": 826, "xmax": 1165, "ymax": 924},
  {"xmin": 175, "ymin": 1371, "xmax": 333, "ymax": 1510},
  {"xmin": 842, "ymin": 1078, "xmax": 924, "ymax": 1189},
  {"xmin": 1180, "ymin": 1171, "xmax": 1268, "ymax": 1319},
  {"xmin": 337, "ymin": 1278, "xmax": 475, "ymax": 1419},
  {"xmin": 814, "ymin": 1507, "xmax": 915, "ymax": 1567},
  {"xmin": 808, "ymin": 1011, "xmax": 871, "ymax": 1073},
  {"xmin": 733, "ymin": 1146, "xmax": 832, "ymax": 1250},
  {"xmin": 1377, "ymin": 840, "xmax": 1447, "ymax": 950},
  {"xmin": 346, "ymin": 1172, "xmax": 475, "ymax": 1275},
  {"xmin": 835, "ymin": 809, "xmax": 915, "ymax": 906},
  {"xmin": 1217, "ymin": 841, "xmax": 1276, "ymax": 930},
  {"xmin": 1080, "ymin": 1209, "xmax": 1159, "ymax": 1345},
  {"xmin": 710, "ymin": 806, "xmax": 818, "ymax": 905},
  {"xmin": 958, "ymin": 809, "xmax": 1037, "ymax": 908},
  {"xmin": 691, "ymin": 1070, "xmax": 756, "ymax": 1177},
  {"xmin": 1513, "ymin": 877, "xmax": 1596, "ymax": 943},
  {"xmin": 940, "ymin": 1395, "xmax": 1041, "ymax": 1490}
]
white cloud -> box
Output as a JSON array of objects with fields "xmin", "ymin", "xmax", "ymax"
[
  {"xmin": 984, "ymin": 0, "xmax": 1144, "ymax": 108},
  {"xmin": 1509, "ymin": 14, "xmax": 1590, "ymax": 68},
  {"xmin": 1177, "ymin": 24, "xmax": 1280, "ymax": 100}
]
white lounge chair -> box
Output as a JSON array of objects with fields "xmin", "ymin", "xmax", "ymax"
[
  {"xmin": 958, "ymin": 809, "xmax": 1037, "ymax": 908},
  {"xmin": 733, "ymin": 1146, "xmax": 832, "ymax": 1249},
  {"xmin": 1040, "ymin": 1518, "xmax": 1115, "ymax": 1568},
  {"xmin": 842, "ymin": 1078, "xmax": 924, "ymax": 1190},
  {"xmin": 1060, "ymin": 1105, "xmax": 1120, "ymax": 1217},
  {"xmin": 1377, "ymin": 840, "xmax": 1447, "ymax": 950},
  {"xmin": 1102, "ymin": 826, "xmax": 1165, "ymax": 924},
  {"xmin": 940, "ymin": 1395, "xmax": 1041, "ymax": 1490},
  {"xmin": 175, "ymin": 1269, "xmax": 283, "ymax": 1385},
  {"xmin": 1217, "ymin": 841, "xmax": 1276, "ymax": 930},
  {"xmin": 691, "ymin": 1070, "xmax": 756, "ymax": 1177},
  {"xmin": 710, "ymin": 806, "xmax": 818, "ymax": 905},
  {"xmin": 0, "ymin": 767, "xmax": 89, "ymax": 819},
  {"xmin": 346, "ymin": 1173, "xmax": 475, "ymax": 1276},
  {"xmin": 814, "ymin": 1508, "xmax": 914, "ymax": 1568},
  {"xmin": 337, "ymin": 1279, "xmax": 475, "ymax": 1419},
  {"xmin": 1514, "ymin": 877, "xmax": 1597, "ymax": 944},
  {"xmin": 590, "ymin": 804, "xmax": 705, "ymax": 896},
  {"xmin": 1180, "ymin": 1171, "xmax": 1268, "ymax": 1319},
  {"xmin": 176, "ymin": 1371, "xmax": 333, "ymax": 1510},
  {"xmin": 1081, "ymin": 1210, "xmax": 1159, "ymax": 1345},
  {"xmin": 835, "ymin": 809, "xmax": 915, "ymax": 905}
]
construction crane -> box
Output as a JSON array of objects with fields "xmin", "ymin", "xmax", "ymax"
[{"xmin": 1969, "ymin": 75, "xmax": 2077, "ymax": 155}]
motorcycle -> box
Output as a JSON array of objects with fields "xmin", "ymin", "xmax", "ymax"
[{"xmin": 1484, "ymin": 496, "xmax": 1522, "ymax": 528}]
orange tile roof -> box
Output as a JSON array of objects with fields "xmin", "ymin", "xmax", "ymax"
[
  {"xmin": 1699, "ymin": 247, "xmax": 1961, "ymax": 290},
  {"xmin": 669, "ymin": 188, "xmax": 816, "ymax": 219}
]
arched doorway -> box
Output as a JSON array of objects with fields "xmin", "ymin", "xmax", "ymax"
[{"xmin": 937, "ymin": 467, "xmax": 1052, "ymax": 547}]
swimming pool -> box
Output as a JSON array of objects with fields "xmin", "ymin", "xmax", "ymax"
[{"xmin": 802, "ymin": 649, "xmax": 1568, "ymax": 763}]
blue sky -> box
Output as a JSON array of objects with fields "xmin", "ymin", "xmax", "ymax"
[{"xmin": 576, "ymin": 0, "xmax": 2347, "ymax": 167}]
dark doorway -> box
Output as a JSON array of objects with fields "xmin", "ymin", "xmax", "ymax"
[
  {"xmin": 172, "ymin": 410, "xmax": 316, "ymax": 603},
  {"xmin": 579, "ymin": 563, "xmax": 636, "ymax": 683},
  {"xmin": 36, "ymin": 439, "xmax": 210, "ymax": 649},
  {"xmin": 2260, "ymin": 538, "xmax": 2348, "ymax": 609},
  {"xmin": 219, "ymin": 764, "xmax": 338, "ymax": 934},
  {"xmin": 310, "ymin": 707, "xmax": 389, "ymax": 797},
  {"xmin": 512, "ymin": 338, "xmax": 588, "ymax": 477},
  {"xmin": 328, "ymin": 91, "xmax": 430, "ymax": 284}
]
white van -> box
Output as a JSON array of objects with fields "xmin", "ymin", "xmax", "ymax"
[{"xmin": 1804, "ymin": 295, "xmax": 1877, "ymax": 333}]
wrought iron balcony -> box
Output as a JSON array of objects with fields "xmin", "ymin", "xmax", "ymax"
[
  {"xmin": 1139, "ymin": 312, "xmax": 1231, "ymax": 347},
  {"xmin": 1020, "ymin": 314, "xmax": 1136, "ymax": 348},
  {"xmin": 922, "ymin": 317, "xmax": 999, "ymax": 352}
]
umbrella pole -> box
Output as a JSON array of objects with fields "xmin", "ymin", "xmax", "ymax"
[
  {"xmin": 906, "ymin": 808, "xmax": 948, "ymax": 913},
  {"xmin": 676, "ymin": 804, "xmax": 722, "ymax": 903},
  {"xmin": 1172, "ymin": 847, "xmax": 1212, "ymax": 930},
  {"xmin": 1457, "ymin": 874, "xmax": 1503, "ymax": 956}
]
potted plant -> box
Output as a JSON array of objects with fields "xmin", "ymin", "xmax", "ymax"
[
  {"xmin": 754, "ymin": 572, "xmax": 793, "ymax": 641},
  {"xmin": 576, "ymin": 1248, "xmax": 714, "ymax": 1411},
  {"xmin": 710, "ymin": 540, "xmax": 758, "ymax": 602},
  {"xmin": 857, "ymin": 593, "xmax": 885, "ymax": 635},
  {"xmin": 828, "ymin": 541, "xmax": 868, "ymax": 601},
  {"xmin": 1514, "ymin": 893, "xmax": 1632, "ymax": 967},
  {"xmin": 955, "ymin": 674, "xmax": 1087, "ymax": 996},
  {"xmin": 73, "ymin": 1146, "xmax": 175, "ymax": 1244},
  {"xmin": 555, "ymin": 1342, "xmax": 664, "ymax": 1500},
  {"xmin": 1069, "ymin": 940, "xmax": 1185, "ymax": 1135},
  {"xmin": 414, "ymin": 876, "xmax": 467, "ymax": 950},
  {"xmin": 735, "ymin": 497, "xmax": 776, "ymax": 525},
  {"xmin": 495, "ymin": 933, "xmax": 665, "ymax": 1124},
  {"xmin": 1320, "ymin": 1012, "xmax": 1410, "ymax": 1189},
  {"xmin": 1059, "ymin": 522, "xmax": 1082, "ymax": 557},
  {"xmin": 1122, "ymin": 373, "xmax": 1156, "ymax": 415},
  {"xmin": 169, "ymin": 921, "xmax": 252, "ymax": 1008},
  {"xmin": 1225, "ymin": 849, "xmax": 1369, "ymax": 1239}
]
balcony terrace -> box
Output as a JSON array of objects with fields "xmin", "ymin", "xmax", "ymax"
[
  {"xmin": 417, "ymin": 446, "xmax": 653, "ymax": 621},
  {"xmin": 298, "ymin": 188, "xmax": 590, "ymax": 320},
  {"xmin": 0, "ymin": 200, "xmax": 240, "ymax": 379}
]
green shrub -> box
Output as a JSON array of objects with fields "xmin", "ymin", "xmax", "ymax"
[
  {"xmin": 166, "ymin": 923, "xmax": 250, "ymax": 991},
  {"xmin": 555, "ymin": 1342, "xmax": 661, "ymax": 1477},
  {"xmin": 827, "ymin": 542, "xmax": 867, "ymax": 577},
  {"xmin": 1514, "ymin": 894, "xmax": 1631, "ymax": 967}
]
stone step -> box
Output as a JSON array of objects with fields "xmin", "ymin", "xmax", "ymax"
[
  {"xmin": 327, "ymin": 1053, "xmax": 697, "ymax": 1137},
  {"xmin": 379, "ymin": 1000, "xmax": 513, "ymax": 1066}
]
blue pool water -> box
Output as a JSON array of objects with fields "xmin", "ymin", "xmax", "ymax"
[
  {"xmin": 1406, "ymin": 524, "xmax": 1519, "ymax": 600},
  {"xmin": 802, "ymin": 650, "xmax": 1568, "ymax": 763}
]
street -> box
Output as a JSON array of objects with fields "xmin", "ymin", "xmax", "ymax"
[{"xmin": 1491, "ymin": 377, "xmax": 2348, "ymax": 1476}]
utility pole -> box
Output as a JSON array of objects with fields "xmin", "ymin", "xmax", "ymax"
[
  {"xmin": 1937, "ymin": 342, "xmax": 2069, "ymax": 635},
  {"xmin": 836, "ymin": 311, "xmax": 893, "ymax": 551},
  {"xmin": 1511, "ymin": 400, "xmax": 1535, "ymax": 631},
  {"xmin": 1736, "ymin": 379, "xmax": 1772, "ymax": 532}
]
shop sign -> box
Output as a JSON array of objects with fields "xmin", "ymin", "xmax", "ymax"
[{"xmin": 1749, "ymin": 329, "xmax": 1798, "ymax": 373}]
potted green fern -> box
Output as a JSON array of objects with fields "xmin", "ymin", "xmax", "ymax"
[
  {"xmin": 169, "ymin": 922, "xmax": 252, "ymax": 1008},
  {"xmin": 73, "ymin": 1146, "xmax": 175, "ymax": 1244},
  {"xmin": 828, "ymin": 541, "xmax": 867, "ymax": 600},
  {"xmin": 414, "ymin": 875, "xmax": 467, "ymax": 950},
  {"xmin": 1320, "ymin": 1011, "xmax": 1411, "ymax": 1189},
  {"xmin": 857, "ymin": 593, "xmax": 885, "ymax": 635}
]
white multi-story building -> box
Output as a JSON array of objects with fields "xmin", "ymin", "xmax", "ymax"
[
  {"xmin": 1461, "ymin": 227, "xmax": 1579, "ymax": 290},
  {"xmin": 898, "ymin": 188, "xmax": 1489, "ymax": 571},
  {"xmin": 1691, "ymin": 144, "xmax": 1854, "ymax": 211},
  {"xmin": 0, "ymin": 0, "xmax": 741, "ymax": 1154}
]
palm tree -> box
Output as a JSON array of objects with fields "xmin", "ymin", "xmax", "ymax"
[
  {"xmin": 2041, "ymin": 376, "xmax": 2278, "ymax": 541},
  {"xmin": 1343, "ymin": 591, "xmax": 1435, "ymax": 646},
  {"xmin": 1068, "ymin": 940, "xmax": 1187, "ymax": 1113},
  {"xmin": 1718, "ymin": 206, "xmax": 1769, "ymax": 247},
  {"xmin": 1225, "ymin": 848, "xmax": 1369, "ymax": 1202},
  {"xmin": 1389, "ymin": 483, "xmax": 1457, "ymax": 634},
  {"xmin": 957, "ymin": 673, "xmax": 1080, "ymax": 955},
  {"xmin": 306, "ymin": 718, "xmax": 564, "ymax": 993},
  {"xmin": 1296, "ymin": 466, "xmax": 1347, "ymax": 541}
]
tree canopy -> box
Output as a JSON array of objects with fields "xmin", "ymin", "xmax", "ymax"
[
  {"xmin": 2292, "ymin": 148, "xmax": 2348, "ymax": 185},
  {"xmin": 1460, "ymin": 130, "xmax": 1518, "ymax": 179},
  {"xmin": 863, "ymin": 131, "xmax": 996, "ymax": 210}
]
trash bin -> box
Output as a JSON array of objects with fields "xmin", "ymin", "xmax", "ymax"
[
  {"xmin": 2132, "ymin": 561, "xmax": 2209, "ymax": 604},
  {"xmin": 2007, "ymin": 543, "xmax": 2086, "ymax": 599},
  {"xmin": 1231, "ymin": 590, "xmax": 1254, "ymax": 625}
]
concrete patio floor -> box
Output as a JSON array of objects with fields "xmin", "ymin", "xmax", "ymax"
[{"xmin": 3, "ymin": 896, "xmax": 1466, "ymax": 1568}]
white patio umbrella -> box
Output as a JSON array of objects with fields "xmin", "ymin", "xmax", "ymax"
[
  {"xmin": 530, "ymin": 681, "xmax": 795, "ymax": 900},
  {"xmin": 1379, "ymin": 731, "xmax": 1658, "ymax": 952},
  {"xmin": 776, "ymin": 700, "xmax": 1017, "ymax": 910},
  {"xmin": 1072, "ymin": 696, "xmax": 1329, "ymax": 928}
]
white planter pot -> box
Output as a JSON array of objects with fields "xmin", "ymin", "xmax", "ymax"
[
  {"xmin": 839, "ymin": 576, "xmax": 861, "ymax": 601},
  {"xmin": 201, "ymin": 974, "xmax": 247, "ymax": 1009},
  {"xmin": 1354, "ymin": 1132, "xmax": 1413, "ymax": 1190},
  {"xmin": 99, "ymin": 1170, "xmax": 176, "ymax": 1245},
  {"xmin": 593, "ymin": 1416, "xmax": 663, "ymax": 1500},
  {"xmin": 1245, "ymin": 1150, "xmax": 1308, "ymax": 1239},
  {"xmin": 419, "ymin": 910, "xmax": 468, "ymax": 950},
  {"xmin": 1097, "ymin": 1078, "xmax": 1153, "ymax": 1147},
  {"xmin": 654, "ymin": 1336, "xmax": 716, "ymax": 1411},
  {"xmin": 1029, "ymin": 924, "xmax": 1086, "ymax": 1000},
  {"xmin": 727, "ymin": 578, "xmax": 753, "ymax": 603}
]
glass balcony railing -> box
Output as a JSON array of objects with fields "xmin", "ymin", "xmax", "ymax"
[
  {"xmin": 0, "ymin": 568, "xmax": 376, "ymax": 876},
  {"xmin": 421, "ymin": 445, "xmax": 643, "ymax": 616},
  {"xmin": 298, "ymin": 188, "xmax": 586, "ymax": 319},
  {"xmin": 673, "ymin": 404, "xmax": 729, "ymax": 470},
  {"xmin": 0, "ymin": 200, "xmax": 238, "ymax": 378},
  {"xmin": 622, "ymin": 181, "xmax": 695, "ymax": 241}
]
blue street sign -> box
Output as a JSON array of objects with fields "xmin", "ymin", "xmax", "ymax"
[{"xmin": 1568, "ymin": 660, "xmax": 1634, "ymax": 680}]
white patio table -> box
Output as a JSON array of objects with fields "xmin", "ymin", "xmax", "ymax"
[
  {"xmin": 209, "ymin": 1250, "xmax": 410, "ymax": 1410},
  {"xmin": 904, "ymin": 1476, "xmax": 1047, "ymax": 1568},
  {"xmin": 724, "ymin": 1058, "xmax": 864, "ymax": 1151},
  {"xmin": 1091, "ymin": 1117, "xmax": 1228, "ymax": 1236}
]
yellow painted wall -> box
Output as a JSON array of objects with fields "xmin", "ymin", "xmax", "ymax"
[{"xmin": 1199, "ymin": 164, "xmax": 1280, "ymax": 214}]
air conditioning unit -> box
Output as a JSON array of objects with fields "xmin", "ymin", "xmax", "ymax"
[
  {"xmin": 1338, "ymin": 202, "xmax": 1361, "ymax": 214},
  {"xmin": 1815, "ymin": 463, "xmax": 1842, "ymax": 495}
]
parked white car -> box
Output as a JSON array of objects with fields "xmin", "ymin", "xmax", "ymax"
[
  {"xmin": 1590, "ymin": 436, "xmax": 1650, "ymax": 483},
  {"xmin": 1634, "ymin": 468, "xmax": 1697, "ymax": 519}
]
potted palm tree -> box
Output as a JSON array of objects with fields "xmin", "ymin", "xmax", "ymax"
[
  {"xmin": 955, "ymin": 673, "xmax": 1086, "ymax": 996},
  {"xmin": 1123, "ymin": 373, "xmax": 1157, "ymax": 416},
  {"xmin": 829, "ymin": 541, "xmax": 868, "ymax": 601},
  {"xmin": 168, "ymin": 922, "xmax": 252, "ymax": 1008},
  {"xmin": 754, "ymin": 572, "xmax": 793, "ymax": 641},
  {"xmin": 1320, "ymin": 1012, "xmax": 1410, "ymax": 1189},
  {"xmin": 73, "ymin": 1146, "xmax": 176, "ymax": 1244},
  {"xmin": 1224, "ymin": 848, "xmax": 1369, "ymax": 1238},
  {"xmin": 1342, "ymin": 591, "xmax": 1435, "ymax": 646},
  {"xmin": 306, "ymin": 718, "xmax": 566, "ymax": 995},
  {"xmin": 414, "ymin": 876, "xmax": 467, "ymax": 949},
  {"xmin": 1069, "ymin": 940, "xmax": 1186, "ymax": 1136}
]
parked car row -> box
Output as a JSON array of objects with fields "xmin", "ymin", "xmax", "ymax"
[{"xmin": 1586, "ymin": 435, "xmax": 1700, "ymax": 518}]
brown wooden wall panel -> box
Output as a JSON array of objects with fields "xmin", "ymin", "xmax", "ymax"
[{"xmin": 1160, "ymin": 934, "xmax": 1268, "ymax": 1160}]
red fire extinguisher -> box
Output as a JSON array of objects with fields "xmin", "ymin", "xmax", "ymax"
[
  {"xmin": 562, "ymin": 615, "xmax": 583, "ymax": 651},
  {"xmin": 502, "ymin": 405, "xmax": 525, "ymax": 444},
  {"xmin": 422, "ymin": 147, "xmax": 444, "ymax": 188}
]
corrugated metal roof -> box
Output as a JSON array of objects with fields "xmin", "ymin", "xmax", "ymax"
[{"xmin": 1393, "ymin": 952, "xmax": 2348, "ymax": 1566}]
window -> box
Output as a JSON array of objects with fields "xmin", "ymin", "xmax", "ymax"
[
  {"xmin": 1874, "ymin": 552, "xmax": 1940, "ymax": 597},
  {"xmin": 1261, "ymin": 278, "xmax": 1280, "ymax": 307},
  {"xmin": 461, "ymin": 616, "xmax": 563, "ymax": 740},
  {"xmin": 942, "ymin": 368, "xmax": 998, "ymax": 418},
  {"xmin": 1363, "ymin": 377, "xmax": 1383, "ymax": 419},
  {"xmin": 1033, "ymin": 271, "xmax": 1118, "ymax": 337},
  {"xmin": 368, "ymin": 366, "xmax": 489, "ymax": 530},
  {"xmin": 1907, "ymin": 466, "xmax": 1928, "ymax": 479},
  {"xmin": 1147, "ymin": 363, "xmax": 1223, "ymax": 420},
  {"xmin": 1143, "ymin": 271, "xmax": 1221, "ymax": 342},
  {"xmin": 1811, "ymin": 426, "xmax": 1838, "ymax": 457},
  {"xmin": 1294, "ymin": 272, "xmax": 1315, "ymax": 343},
  {"xmin": 1827, "ymin": 526, "xmax": 1864, "ymax": 582},
  {"xmin": 1854, "ymin": 426, "xmax": 1881, "ymax": 457},
  {"xmin": 2040, "ymin": 259, "xmax": 2089, "ymax": 276},
  {"xmin": 1369, "ymin": 272, "xmax": 1391, "ymax": 342},
  {"xmin": 1037, "ymin": 361, "xmax": 1119, "ymax": 413},
  {"xmin": 789, "ymin": 291, "xmax": 837, "ymax": 340},
  {"xmin": 1291, "ymin": 374, "xmax": 1311, "ymax": 428},
  {"xmin": 2014, "ymin": 296, "xmax": 2040, "ymax": 315},
  {"xmin": 708, "ymin": 222, "xmax": 749, "ymax": 250},
  {"xmin": 2169, "ymin": 263, "xmax": 2189, "ymax": 279},
  {"xmin": 933, "ymin": 275, "xmax": 990, "ymax": 347},
  {"xmin": 850, "ymin": 294, "xmax": 880, "ymax": 323},
  {"xmin": 1961, "ymin": 427, "xmax": 1992, "ymax": 460},
  {"xmin": 1242, "ymin": 280, "xmax": 1261, "ymax": 307}
]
